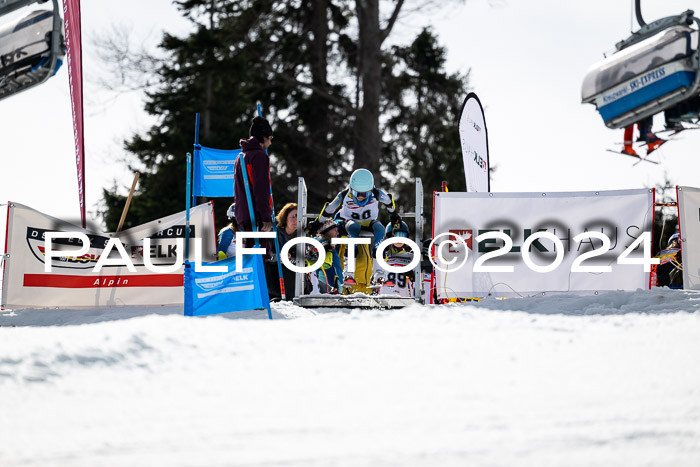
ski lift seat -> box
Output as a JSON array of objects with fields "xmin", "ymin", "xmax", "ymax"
[
  {"xmin": 582, "ymin": 25, "xmax": 699, "ymax": 128},
  {"xmin": 0, "ymin": 3, "xmax": 64, "ymax": 101}
]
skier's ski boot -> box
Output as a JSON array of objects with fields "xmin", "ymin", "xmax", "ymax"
[
  {"xmin": 369, "ymin": 271, "xmax": 390, "ymax": 292},
  {"xmin": 665, "ymin": 120, "xmax": 684, "ymax": 133},
  {"xmin": 621, "ymin": 145, "xmax": 638, "ymax": 157},
  {"xmin": 343, "ymin": 275, "xmax": 357, "ymax": 286},
  {"xmin": 646, "ymin": 136, "xmax": 666, "ymax": 154}
]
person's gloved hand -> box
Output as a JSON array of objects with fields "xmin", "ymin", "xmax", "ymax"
[
  {"xmin": 307, "ymin": 219, "xmax": 322, "ymax": 234},
  {"xmin": 217, "ymin": 251, "xmax": 227, "ymax": 261},
  {"xmin": 390, "ymin": 211, "xmax": 402, "ymax": 225}
]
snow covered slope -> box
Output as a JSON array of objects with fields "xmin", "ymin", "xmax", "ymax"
[{"xmin": 1, "ymin": 288, "xmax": 699, "ymax": 466}]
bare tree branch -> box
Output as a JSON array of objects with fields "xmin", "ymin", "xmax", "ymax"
[
  {"xmin": 92, "ymin": 24, "xmax": 162, "ymax": 94},
  {"xmin": 381, "ymin": 0, "xmax": 406, "ymax": 44}
]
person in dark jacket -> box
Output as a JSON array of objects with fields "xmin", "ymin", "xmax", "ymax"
[
  {"xmin": 234, "ymin": 116, "xmax": 274, "ymax": 254},
  {"xmin": 267, "ymin": 202, "xmax": 300, "ymax": 300}
]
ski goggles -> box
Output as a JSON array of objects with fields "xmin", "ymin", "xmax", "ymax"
[
  {"xmin": 393, "ymin": 231, "xmax": 409, "ymax": 238},
  {"xmin": 352, "ymin": 189, "xmax": 372, "ymax": 199}
]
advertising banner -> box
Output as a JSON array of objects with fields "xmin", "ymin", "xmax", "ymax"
[
  {"xmin": 2, "ymin": 202, "xmax": 216, "ymax": 308},
  {"xmin": 433, "ymin": 189, "xmax": 654, "ymax": 298},
  {"xmin": 677, "ymin": 186, "xmax": 700, "ymax": 290},
  {"xmin": 458, "ymin": 92, "xmax": 489, "ymax": 192}
]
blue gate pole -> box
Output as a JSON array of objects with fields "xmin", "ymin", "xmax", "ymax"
[
  {"xmin": 192, "ymin": 113, "xmax": 201, "ymax": 209},
  {"xmin": 239, "ymin": 153, "xmax": 271, "ymax": 319},
  {"xmin": 257, "ymin": 104, "xmax": 287, "ymax": 300},
  {"xmin": 185, "ymin": 151, "xmax": 192, "ymax": 262}
]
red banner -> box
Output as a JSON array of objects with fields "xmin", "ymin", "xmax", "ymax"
[{"xmin": 63, "ymin": 0, "xmax": 86, "ymax": 228}]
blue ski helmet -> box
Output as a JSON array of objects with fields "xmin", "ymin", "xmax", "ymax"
[
  {"xmin": 385, "ymin": 221, "xmax": 410, "ymax": 239},
  {"xmin": 350, "ymin": 168, "xmax": 374, "ymax": 193},
  {"xmin": 349, "ymin": 168, "xmax": 374, "ymax": 206},
  {"xmin": 226, "ymin": 202, "xmax": 236, "ymax": 220}
]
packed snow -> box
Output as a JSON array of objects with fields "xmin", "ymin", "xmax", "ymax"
[{"xmin": 1, "ymin": 288, "xmax": 699, "ymax": 466}]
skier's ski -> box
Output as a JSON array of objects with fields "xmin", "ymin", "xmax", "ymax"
[
  {"xmin": 657, "ymin": 125, "xmax": 700, "ymax": 137},
  {"xmin": 605, "ymin": 149, "xmax": 660, "ymax": 165}
]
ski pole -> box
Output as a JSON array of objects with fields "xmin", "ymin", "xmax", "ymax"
[
  {"xmin": 239, "ymin": 149, "xmax": 272, "ymax": 320},
  {"xmin": 258, "ymin": 103, "xmax": 287, "ymax": 300}
]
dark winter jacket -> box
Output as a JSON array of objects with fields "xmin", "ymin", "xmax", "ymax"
[{"xmin": 234, "ymin": 136, "xmax": 273, "ymax": 229}]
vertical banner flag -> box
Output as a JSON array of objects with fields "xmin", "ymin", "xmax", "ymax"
[
  {"xmin": 458, "ymin": 92, "xmax": 490, "ymax": 192},
  {"xmin": 63, "ymin": 0, "xmax": 86, "ymax": 228}
]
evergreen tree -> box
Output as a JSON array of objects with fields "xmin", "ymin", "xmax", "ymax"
[
  {"xmin": 102, "ymin": 0, "xmax": 354, "ymax": 230},
  {"xmin": 384, "ymin": 28, "xmax": 471, "ymax": 234},
  {"xmin": 101, "ymin": 1, "xmax": 471, "ymax": 240}
]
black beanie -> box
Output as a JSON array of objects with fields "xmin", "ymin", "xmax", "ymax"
[{"xmin": 249, "ymin": 116, "xmax": 273, "ymax": 141}]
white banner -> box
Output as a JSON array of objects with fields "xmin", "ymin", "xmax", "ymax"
[
  {"xmin": 458, "ymin": 92, "xmax": 489, "ymax": 192},
  {"xmin": 677, "ymin": 186, "xmax": 700, "ymax": 290},
  {"xmin": 1, "ymin": 202, "xmax": 216, "ymax": 308},
  {"xmin": 433, "ymin": 189, "xmax": 654, "ymax": 298}
]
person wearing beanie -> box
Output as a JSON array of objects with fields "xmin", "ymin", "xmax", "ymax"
[
  {"xmin": 233, "ymin": 115, "xmax": 275, "ymax": 256},
  {"xmin": 249, "ymin": 116, "xmax": 273, "ymax": 143}
]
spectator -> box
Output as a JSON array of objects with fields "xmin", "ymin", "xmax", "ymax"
[
  {"xmin": 216, "ymin": 203, "xmax": 238, "ymax": 260},
  {"xmin": 267, "ymin": 202, "xmax": 300, "ymax": 300},
  {"xmin": 233, "ymin": 116, "xmax": 274, "ymax": 256}
]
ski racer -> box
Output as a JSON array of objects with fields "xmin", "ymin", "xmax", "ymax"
[
  {"xmin": 372, "ymin": 221, "xmax": 415, "ymax": 297},
  {"xmin": 309, "ymin": 168, "xmax": 401, "ymax": 284}
]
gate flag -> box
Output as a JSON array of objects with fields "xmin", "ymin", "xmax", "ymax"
[
  {"xmin": 184, "ymin": 255, "xmax": 270, "ymax": 316},
  {"xmin": 63, "ymin": 0, "xmax": 86, "ymax": 227},
  {"xmin": 193, "ymin": 146, "xmax": 241, "ymax": 197},
  {"xmin": 458, "ymin": 92, "xmax": 490, "ymax": 192}
]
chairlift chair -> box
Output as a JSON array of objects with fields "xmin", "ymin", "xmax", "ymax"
[
  {"xmin": 0, "ymin": 0, "xmax": 49, "ymax": 17},
  {"xmin": 581, "ymin": 8, "xmax": 700, "ymax": 129},
  {"xmin": 0, "ymin": 0, "xmax": 64, "ymax": 102}
]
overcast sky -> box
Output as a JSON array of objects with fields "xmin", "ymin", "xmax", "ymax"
[{"xmin": 2, "ymin": 0, "xmax": 699, "ymax": 236}]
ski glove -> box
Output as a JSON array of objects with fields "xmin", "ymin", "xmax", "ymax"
[
  {"xmin": 307, "ymin": 219, "xmax": 322, "ymax": 235},
  {"xmin": 390, "ymin": 212, "xmax": 402, "ymax": 225}
]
